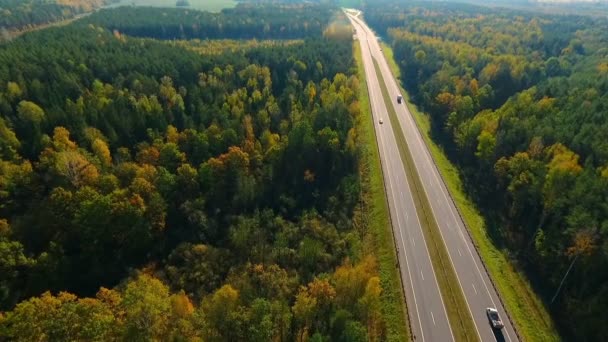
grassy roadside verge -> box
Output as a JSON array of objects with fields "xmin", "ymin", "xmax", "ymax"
[
  {"xmin": 354, "ymin": 42, "xmax": 410, "ymax": 341},
  {"xmin": 372, "ymin": 57, "xmax": 478, "ymax": 342},
  {"xmin": 380, "ymin": 41, "xmax": 560, "ymax": 341}
]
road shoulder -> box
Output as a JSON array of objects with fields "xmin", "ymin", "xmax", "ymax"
[
  {"xmin": 379, "ymin": 41, "xmax": 560, "ymax": 342},
  {"xmin": 353, "ymin": 41, "xmax": 411, "ymax": 341}
]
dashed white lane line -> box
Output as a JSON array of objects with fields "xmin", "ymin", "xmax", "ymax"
[
  {"xmin": 420, "ymin": 269, "xmax": 425, "ymax": 281},
  {"xmin": 412, "ymin": 238, "xmax": 416, "ymax": 247},
  {"xmin": 401, "ymin": 191, "xmax": 409, "ymax": 220},
  {"xmin": 472, "ymin": 283, "xmax": 478, "ymax": 295},
  {"xmin": 431, "ymin": 311, "xmax": 436, "ymax": 326},
  {"xmin": 458, "ymin": 248, "xmax": 462, "ymax": 257}
]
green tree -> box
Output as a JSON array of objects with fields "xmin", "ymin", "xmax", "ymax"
[
  {"xmin": 0, "ymin": 117, "xmax": 20, "ymax": 160},
  {"xmin": 202, "ymin": 284, "xmax": 245, "ymax": 341},
  {"xmin": 121, "ymin": 274, "xmax": 171, "ymax": 341}
]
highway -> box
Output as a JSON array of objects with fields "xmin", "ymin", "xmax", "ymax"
[
  {"xmin": 346, "ymin": 10, "xmax": 519, "ymax": 342},
  {"xmin": 347, "ymin": 11, "xmax": 453, "ymax": 342}
]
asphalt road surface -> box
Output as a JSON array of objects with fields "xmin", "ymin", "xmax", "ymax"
[
  {"xmin": 347, "ymin": 9, "xmax": 519, "ymax": 342},
  {"xmin": 347, "ymin": 11, "xmax": 453, "ymax": 342}
]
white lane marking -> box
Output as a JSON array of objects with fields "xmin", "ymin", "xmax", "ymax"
[
  {"xmin": 366, "ymin": 19, "xmax": 483, "ymax": 342},
  {"xmin": 389, "ymin": 91, "xmax": 455, "ymax": 342},
  {"xmin": 420, "ymin": 269, "xmax": 425, "ymax": 280},
  {"xmin": 364, "ymin": 14, "xmax": 503, "ymax": 340},
  {"xmin": 352, "ymin": 15, "xmax": 467, "ymax": 342},
  {"xmin": 458, "ymin": 248, "xmax": 462, "ymax": 257},
  {"xmin": 411, "ymin": 238, "xmax": 415, "ymax": 247},
  {"xmin": 431, "ymin": 311, "xmax": 436, "ymax": 326},
  {"xmin": 401, "ymin": 192, "xmax": 409, "ymax": 220},
  {"xmin": 473, "ymin": 283, "xmax": 478, "ymax": 295},
  {"xmin": 363, "ymin": 36, "xmax": 425, "ymax": 341},
  {"xmin": 389, "ymin": 171, "xmax": 426, "ymax": 342},
  {"xmin": 410, "ymin": 117, "xmax": 513, "ymax": 342}
]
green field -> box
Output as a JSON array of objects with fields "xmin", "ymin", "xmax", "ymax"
[{"xmin": 109, "ymin": 0, "xmax": 236, "ymax": 12}]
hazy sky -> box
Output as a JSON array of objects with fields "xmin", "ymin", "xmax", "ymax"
[{"xmin": 534, "ymin": 0, "xmax": 608, "ymax": 2}]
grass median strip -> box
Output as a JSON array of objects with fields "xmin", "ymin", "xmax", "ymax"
[
  {"xmin": 372, "ymin": 57, "xmax": 479, "ymax": 342},
  {"xmin": 380, "ymin": 42, "xmax": 560, "ymax": 341},
  {"xmin": 354, "ymin": 42, "xmax": 410, "ymax": 342}
]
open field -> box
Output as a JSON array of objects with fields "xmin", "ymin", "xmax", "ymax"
[{"xmin": 109, "ymin": 0, "xmax": 236, "ymax": 12}]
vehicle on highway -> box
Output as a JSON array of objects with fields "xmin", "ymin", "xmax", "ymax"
[
  {"xmin": 397, "ymin": 94, "xmax": 403, "ymax": 104},
  {"xmin": 486, "ymin": 307, "xmax": 504, "ymax": 329},
  {"xmin": 379, "ymin": 118, "xmax": 383, "ymax": 124}
]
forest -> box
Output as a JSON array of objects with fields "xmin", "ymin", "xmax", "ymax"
[
  {"xmin": 365, "ymin": 1, "xmax": 608, "ymax": 340},
  {"xmin": 0, "ymin": 4, "xmax": 388, "ymax": 341},
  {"xmin": 84, "ymin": 4, "xmax": 334, "ymax": 40},
  {"xmin": 0, "ymin": 0, "xmax": 117, "ymax": 33}
]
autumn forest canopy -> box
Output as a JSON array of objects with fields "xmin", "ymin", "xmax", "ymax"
[
  {"xmin": 365, "ymin": 1, "xmax": 608, "ymax": 340},
  {"xmin": 1, "ymin": 0, "xmax": 608, "ymax": 340},
  {"xmin": 0, "ymin": 0, "xmax": 119, "ymax": 33},
  {"xmin": 0, "ymin": 3, "xmax": 389, "ymax": 341}
]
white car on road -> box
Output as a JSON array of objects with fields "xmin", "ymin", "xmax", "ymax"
[{"xmin": 486, "ymin": 307, "xmax": 504, "ymax": 330}]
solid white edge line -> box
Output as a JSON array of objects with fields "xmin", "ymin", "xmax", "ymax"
[
  {"xmin": 348, "ymin": 15, "xmax": 426, "ymax": 341},
  {"xmin": 379, "ymin": 35, "xmax": 514, "ymax": 342},
  {"xmin": 370, "ymin": 20, "xmax": 486, "ymax": 342},
  {"xmin": 353, "ymin": 14, "xmax": 458, "ymax": 342}
]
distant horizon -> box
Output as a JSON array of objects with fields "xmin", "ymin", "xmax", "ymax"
[{"xmin": 532, "ymin": 0, "xmax": 608, "ymax": 3}]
